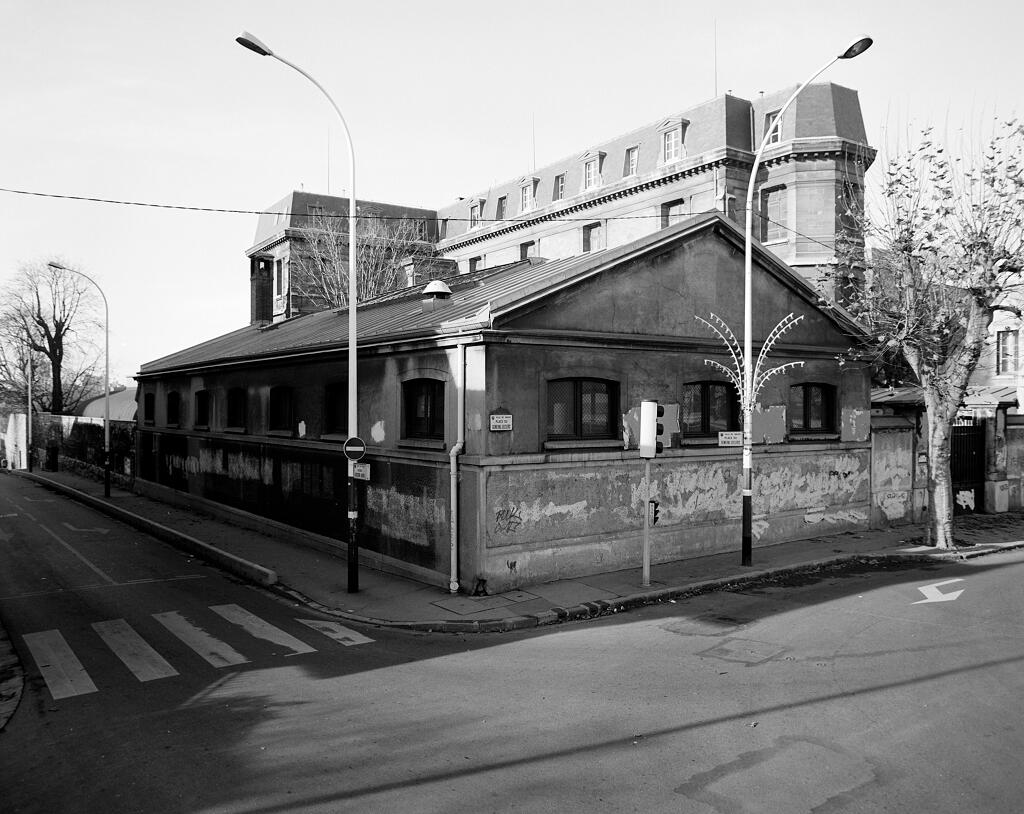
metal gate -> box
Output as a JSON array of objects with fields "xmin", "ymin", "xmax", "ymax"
[{"xmin": 951, "ymin": 416, "xmax": 985, "ymax": 514}]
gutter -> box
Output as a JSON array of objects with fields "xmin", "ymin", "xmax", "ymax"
[{"xmin": 449, "ymin": 341, "xmax": 467, "ymax": 594}]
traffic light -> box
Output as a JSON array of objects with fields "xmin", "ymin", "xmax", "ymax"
[
  {"xmin": 639, "ymin": 400, "xmax": 665, "ymax": 458},
  {"xmin": 648, "ymin": 499, "xmax": 660, "ymax": 527}
]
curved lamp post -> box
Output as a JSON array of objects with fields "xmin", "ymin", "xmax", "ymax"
[
  {"xmin": 236, "ymin": 30, "xmax": 361, "ymax": 592},
  {"xmin": 738, "ymin": 36, "xmax": 873, "ymax": 566},
  {"xmin": 47, "ymin": 261, "xmax": 110, "ymax": 497}
]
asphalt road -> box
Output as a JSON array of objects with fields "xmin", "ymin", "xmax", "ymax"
[{"xmin": 2, "ymin": 473, "xmax": 1024, "ymax": 813}]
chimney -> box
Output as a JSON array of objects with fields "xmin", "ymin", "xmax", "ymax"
[{"xmin": 250, "ymin": 254, "xmax": 273, "ymax": 326}]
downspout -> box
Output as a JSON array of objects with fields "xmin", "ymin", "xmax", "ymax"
[{"xmin": 449, "ymin": 341, "xmax": 467, "ymax": 594}]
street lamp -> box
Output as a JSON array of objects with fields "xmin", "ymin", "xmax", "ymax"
[
  {"xmin": 47, "ymin": 261, "xmax": 110, "ymax": 498},
  {"xmin": 739, "ymin": 36, "xmax": 873, "ymax": 566},
  {"xmin": 236, "ymin": 30, "xmax": 361, "ymax": 592}
]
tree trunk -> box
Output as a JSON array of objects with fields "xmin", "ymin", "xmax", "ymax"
[{"xmin": 925, "ymin": 411, "xmax": 956, "ymax": 548}]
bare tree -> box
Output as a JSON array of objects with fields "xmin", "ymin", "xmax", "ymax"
[
  {"xmin": 0, "ymin": 260, "xmax": 104, "ymax": 414},
  {"xmin": 290, "ymin": 210, "xmax": 435, "ymax": 311},
  {"xmin": 823, "ymin": 120, "xmax": 1024, "ymax": 548}
]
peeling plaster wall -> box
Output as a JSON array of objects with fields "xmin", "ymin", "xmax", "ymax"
[
  {"xmin": 479, "ymin": 445, "xmax": 870, "ymax": 591},
  {"xmin": 870, "ymin": 425, "xmax": 916, "ymax": 525}
]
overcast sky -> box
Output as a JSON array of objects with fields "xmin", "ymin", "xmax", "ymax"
[{"xmin": 2, "ymin": 0, "xmax": 1019, "ymax": 384}]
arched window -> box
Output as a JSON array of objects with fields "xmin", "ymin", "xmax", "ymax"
[
  {"xmin": 194, "ymin": 390, "xmax": 211, "ymax": 429},
  {"xmin": 227, "ymin": 387, "xmax": 248, "ymax": 431},
  {"xmin": 681, "ymin": 381, "xmax": 739, "ymax": 436},
  {"xmin": 403, "ymin": 378, "xmax": 445, "ymax": 440},
  {"xmin": 268, "ymin": 386, "xmax": 294, "ymax": 434},
  {"xmin": 166, "ymin": 392, "xmax": 181, "ymax": 427},
  {"xmin": 789, "ymin": 383, "xmax": 836, "ymax": 433},
  {"xmin": 546, "ymin": 378, "xmax": 619, "ymax": 441}
]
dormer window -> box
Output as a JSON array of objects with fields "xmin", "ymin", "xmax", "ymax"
[
  {"xmin": 519, "ymin": 177, "xmax": 539, "ymax": 213},
  {"xmin": 764, "ymin": 110, "xmax": 782, "ymax": 145},
  {"xmin": 623, "ymin": 145, "xmax": 639, "ymax": 177},
  {"xmin": 657, "ymin": 117, "xmax": 690, "ymax": 166},
  {"xmin": 579, "ymin": 150, "xmax": 606, "ymax": 192},
  {"xmin": 468, "ymin": 198, "xmax": 485, "ymax": 229}
]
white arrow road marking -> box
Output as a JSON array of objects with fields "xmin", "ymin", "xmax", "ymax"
[
  {"xmin": 62, "ymin": 522, "xmax": 109, "ymax": 534},
  {"xmin": 913, "ymin": 578, "xmax": 965, "ymax": 604},
  {"xmin": 23, "ymin": 630, "xmax": 99, "ymax": 699},
  {"xmin": 210, "ymin": 604, "xmax": 317, "ymax": 656},
  {"xmin": 296, "ymin": 618, "xmax": 374, "ymax": 646}
]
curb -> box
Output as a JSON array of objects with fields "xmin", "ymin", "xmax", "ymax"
[
  {"xmin": 17, "ymin": 472, "xmax": 278, "ymax": 588},
  {"xmin": 14, "ymin": 471, "xmax": 1024, "ymax": 634}
]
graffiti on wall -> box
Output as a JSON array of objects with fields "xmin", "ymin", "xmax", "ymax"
[
  {"xmin": 487, "ymin": 451, "xmax": 870, "ymax": 546},
  {"xmin": 365, "ymin": 486, "xmax": 445, "ymax": 548}
]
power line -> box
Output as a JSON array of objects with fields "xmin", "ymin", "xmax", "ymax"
[{"xmin": 0, "ymin": 185, "xmax": 838, "ymax": 253}]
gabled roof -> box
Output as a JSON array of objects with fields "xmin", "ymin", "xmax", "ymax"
[{"xmin": 139, "ymin": 212, "xmax": 865, "ymax": 377}]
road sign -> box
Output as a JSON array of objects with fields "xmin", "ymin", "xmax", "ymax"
[
  {"xmin": 343, "ymin": 436, "xmax": 366, "ymax": 461},
  {"xmin": 352, "ymin": 462, "xmax": 370, "ymax": 481}
]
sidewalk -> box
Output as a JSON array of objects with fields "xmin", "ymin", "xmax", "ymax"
[{"xmin": 12, "ymin": 467, "xmax": 1024, "ymax": 633}]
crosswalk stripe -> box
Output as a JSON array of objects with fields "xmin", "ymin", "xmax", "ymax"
[
  {"xmin": 92, "ymin": 619, "xmax": 179, "ymax": 682},
  {"xmin": 23, "ymin": 630, "xmax": 99, "ymax": 699},
  {"xmin": 295, "ymin": 618, "xmax": 375, "ymax": 646},
  {"xmin": 152, "ymin": 611, "xmax": 249, "ymax": 668},
  {"xmin": 210, "ymin": 604, "xmax": 317, "ymax": 656}
]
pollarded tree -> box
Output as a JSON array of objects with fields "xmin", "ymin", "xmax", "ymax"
[
  {"xmin": 290, "ymin": 210, "xmax": 436, "ymax": 311},
  {"xmin": 0, "ymin": 260, "xmax": 104, "ymax": 415},
  {"xmin": 824, "ymin": 120, "xmax": 1024, "ymax": 547}
]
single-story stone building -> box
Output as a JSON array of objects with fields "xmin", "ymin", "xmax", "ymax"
[{"xmin": 136, "ymin": 212, "xmax": 872, "ymax": 592}]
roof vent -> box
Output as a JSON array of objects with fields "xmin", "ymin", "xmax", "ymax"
[
  {"xmin": 423, "ymin": 280, "xmax": 452, "ymax": 299},
  {"xmin": 421, "ymin": 280, "xmax": 453, "ymax": 313}
]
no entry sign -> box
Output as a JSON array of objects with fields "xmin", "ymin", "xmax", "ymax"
[{"xmin": 343, "ymin": 436, "xmax": 366, "ymax": 461}]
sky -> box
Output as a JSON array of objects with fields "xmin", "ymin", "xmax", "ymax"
[{"xmin": 2, "ymin": 0, "xmax": 1021, "ymax": 385}]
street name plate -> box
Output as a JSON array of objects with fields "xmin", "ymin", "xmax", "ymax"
[
  {"xmin": 718, "ymin": 431, "xmax": 743, "ymax": 447},
  {"xmin": 490, "ymin": 413, "xmax": 513, "ymax": 431}
]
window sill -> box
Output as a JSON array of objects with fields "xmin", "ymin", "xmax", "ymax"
[
  {"xmin": 320, "ymin": 433, "xmax": 349, "ymax": 443},
  {"xmin": 544, "ymin": 438, "xmax": 622, "ymax": 451},
  {"xmin": 225, "ymin": 427, "xmax": 248, "ymax": 435},
  {"xmin": 266, "ymin": 429, "xmax": 295, "ymax": 439},
  {"xmin": 788, "ymin": 432, "xmax": 839, "ymax": 442},
  {"xmin": 165, "ymin": 423, "xmax": 180, "ymax": 430},
  {"xmin": 399, "ymin": 438, "xmax": 446, "ymax": 450},
  {"xmin": 194, "ymin": 425, "xmax": 209, "ymax": 432}
]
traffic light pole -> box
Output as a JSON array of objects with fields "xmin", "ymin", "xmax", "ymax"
[{"xmin": 642, "ymin": 458, "xmax": 651, "ymax": 587}]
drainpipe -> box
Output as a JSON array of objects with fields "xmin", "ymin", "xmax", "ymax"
[{"xmin": 449, "ymin": 341, "xmax": 467, "ymax": 594}]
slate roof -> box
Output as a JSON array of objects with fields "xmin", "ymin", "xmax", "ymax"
[{"xmin": 138, "ymin": 212, "xmax": 863, "ymax": 377}]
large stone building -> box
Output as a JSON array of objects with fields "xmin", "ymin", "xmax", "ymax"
[{"xmin": 248, "ymin": 82, "xmax": 876, "ymax": 310}]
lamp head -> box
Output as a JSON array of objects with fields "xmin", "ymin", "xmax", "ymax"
[
  {"xmin": 839, "ymin": 36, "xmax": 873, "ymax": 59},
  {"xmin": 47, "ymin": 261, "xmax": 66, "ymax": 272},
  {"xmin": 235, "ymin": 31, "xmax": 274, "ymax": 57}
]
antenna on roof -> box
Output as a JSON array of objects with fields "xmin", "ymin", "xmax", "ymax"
[
  {"xmin": 713, "ymin": 19, "xmax": 718, "ymax": 97},
  {"xmin": 327, "ymin": 126, "xmax": 331, "ymax": 194}
]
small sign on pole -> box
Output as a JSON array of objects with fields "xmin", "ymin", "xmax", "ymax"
[
  {"xmin": 718, "ymin": 431, "xmax": 743, "ymax": 447},
  {"xmin": 352, "ymin": 462, "xmax": 370, "ymax": 481}
]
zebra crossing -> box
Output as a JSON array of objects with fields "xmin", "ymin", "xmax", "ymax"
[{"xmin": 22, "ymin": 603, "xmax": 374, "ymax": 700}]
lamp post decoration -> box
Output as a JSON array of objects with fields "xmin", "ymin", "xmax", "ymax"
[
  {"xmin": 236, "ymin": 30, "xmax": 361, "ymax": 593},
  {"xmin": 704, "ymin": 36, "xmax": 872, "ymax": 567}
]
